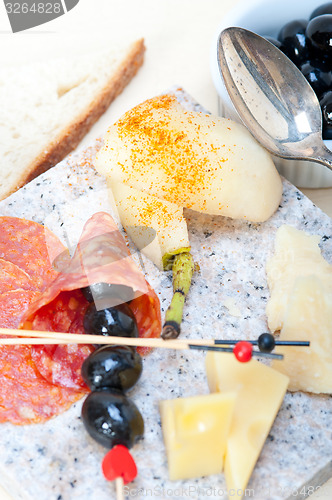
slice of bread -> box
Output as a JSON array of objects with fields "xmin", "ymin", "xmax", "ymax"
[{"xmin": 0, "ymin": 38, "xmax": 145, "ymax": 201}]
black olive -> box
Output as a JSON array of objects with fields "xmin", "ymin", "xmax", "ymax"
[
  {"xmin": 306, "ymin": 14, "xmax": 332, "ymax": 54},
  {"xmin": 81, "ymin": 283, "xmax": 134, "ymax": 305},
  {"xmin": 300, "ymin": 57, "xmax": 332, "ymax": 98},
  {"xmin": 257, "ymin": 333, "xmax": 275, "ymax": 353},
  {"xmin": 320, "ymin": 90, "xmax": 332, "ymax": 139},
  {"xmin": 310, "ymin": 2, "xmax": 332, "ymax": 20},
  {"xmin": 81, "ymin": 345, "xmax": 143, "ymax": 392},
  {"xmin": 277, "ymin": 19, "xmax": 310, "ymax": 66},
  {"xmin": 83, "ymin": 302, "xmax": 139, "ymax": 338},
  {"xmin": 81, "ymin": 389, "xmax": 144, "ymax": 449}
]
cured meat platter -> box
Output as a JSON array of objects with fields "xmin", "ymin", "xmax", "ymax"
[{"xmin": 0, "ymin": 91, "xmax": 331, "ymax": 500}]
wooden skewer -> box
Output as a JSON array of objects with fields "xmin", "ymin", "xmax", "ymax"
[
  {"xmin": 0, "ymin": 328, "xmax": 309, "ymax": 348},
  {"xmin": 0, "ymin": 328, "xmax": 285, "ymax": 359},
  {"xmin": 0, "ymin": 337, "xmax": 283, "ymax": 359},
  {"xmin": 116, "ymin": 477, "xmax": 124, "ymax": 500},
  {"xmin": 0, "ymin": 328, "xmax": 211, "ymax": 349}
]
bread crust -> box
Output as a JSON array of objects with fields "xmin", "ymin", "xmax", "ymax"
[{"xmin": 3, "ymin": 39, "xmax": 145, "ymax": 200}]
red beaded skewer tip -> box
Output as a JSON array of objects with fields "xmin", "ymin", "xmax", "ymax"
[
  {"xmin": 233, "ymin": 341, "xmax": 253, "ymax": 362},
  {"xmin": 102, "ymin": 444, "xmax": 138, "ymax": 484}
]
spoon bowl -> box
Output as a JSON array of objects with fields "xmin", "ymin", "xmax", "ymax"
[{"xmin": 217, "ymin": 27, "xmax": 332, "ymax": 171}]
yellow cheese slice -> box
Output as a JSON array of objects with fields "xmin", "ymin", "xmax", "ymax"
[
  {"xmin": 206, "ymin": 352, "xmax": 289, "ymax": 497},
  {"xmin": 159, "ymin": 392, "xmax": 236, "ymax": 481}
]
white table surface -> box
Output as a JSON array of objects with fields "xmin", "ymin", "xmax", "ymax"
[{"xmin": 0, "ymin": 0, "xmax": 331, "ymax": 498}]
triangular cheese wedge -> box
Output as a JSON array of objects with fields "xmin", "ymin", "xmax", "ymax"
[{"xmin": 206, "ymin": 352, "xmax": 289, "ymax": 497}]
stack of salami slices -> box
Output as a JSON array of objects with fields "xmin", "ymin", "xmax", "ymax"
[{"xmin": 0, "ymin": 212, "xmax": 161, "ymax": 425}]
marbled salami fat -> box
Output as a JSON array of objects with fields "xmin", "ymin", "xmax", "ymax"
[
  {"xmin": 0, "ymin": 216, "xmax": 65, "ymax": 291},
  {"xmin": 0, "ymin": 289, "xmax": 40, "ymax": 328},
  {"xmin": 0, "ymin": 259, "xmax": 35, "ymax": 294},
  {"xmin": 0, "ymin": 344, "xmax": 84, "ymax": 425}
]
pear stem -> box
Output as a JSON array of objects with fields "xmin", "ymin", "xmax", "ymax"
[{"xmin": 162, "ymin": 252, "xmax": 194, "ymax": 339}]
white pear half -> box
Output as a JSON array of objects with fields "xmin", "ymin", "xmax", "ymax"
[{"xmin": 95, "ymin": 94, "xmax": 282, "ymax": 222}]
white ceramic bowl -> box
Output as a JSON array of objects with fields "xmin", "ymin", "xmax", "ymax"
[{"xmin": 211, "ymin": 0, "xmax": 332, "ymax": 188}]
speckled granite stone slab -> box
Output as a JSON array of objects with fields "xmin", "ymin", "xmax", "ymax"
[{"xmin": 0, "ymin": 89, "xmax": 331, "ymax": 500}]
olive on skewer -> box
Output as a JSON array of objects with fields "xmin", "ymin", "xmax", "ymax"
[
  {"xmin": 82, "ymin": 389, "xmax": 144, "ymax": 449},
  {"xmin": 80, "ymin": 284, "xmax": 144, "ymax": 489},
  {"xmin": 81, "ymin": 345, "xmax": 142, "ymax": 392},
  {"xmin": 82, "ymin": 283, "xmax": 138, "ymax": 350},
  {"xmin": 83, "ymin": 302, "xmax": 139, "ymax": 339}
]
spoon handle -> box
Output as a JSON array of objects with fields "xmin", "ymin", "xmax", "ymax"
[{"xmin": 312, "ymin": 144, "xmax": 332, "ymax": 171}]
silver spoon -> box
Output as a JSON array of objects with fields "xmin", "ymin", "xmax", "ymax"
[{"xmin": 217, "ymin": 27, "xmax": 332, "ymax": 171}]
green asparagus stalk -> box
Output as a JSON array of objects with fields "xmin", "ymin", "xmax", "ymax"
[{"xmin": 162, "ymin": 252, "xmax": 194, "ymax": 339}]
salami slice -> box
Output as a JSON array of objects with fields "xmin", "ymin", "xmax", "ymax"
[
  {"xmin": 29, "ymin": 290, "xmax": 93, "ymax": 389},
  {"xmin": 130, "ymin": 293, "xmax": 162, "ymax": 356},
  {"xmin": 0, "ymin": 216, "xmax": 86, "ymax": 425},
  {"xmin": 0, "ymin": 344, "xmax": 84, "ymax": 425},
  {"xmin": 0, "ymin": 217, "xmax": 65, "ymax": 291},
  {"xmin": 0, "ymin": 259, "xmax": 35, "ymax": 294},
  {"xmin": 21, "ymin": 212, "xmax": 162, "ymax": 388}
]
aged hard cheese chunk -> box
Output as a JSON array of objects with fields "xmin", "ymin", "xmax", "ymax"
[
  {"xmin": 206, "ymin": 352, "xmax": 289, "ymax": 497},
  {"xmin": 266, "ymin": 225, "xmax": 332, "ymax": 393},
  {"xmin": 109, "ymin": 181, "xmax": 190, "ymax": 269},
  {"xmin": 95, "ymin": 94, "xmax": 282, "ymax": 222},
  {"xmin": 159, "ymin": 392, "xmax": 236, "ymax": 480},
  {"xmin": 272, "ymin": 276, "xmax": 332, "ymax": 393},
  {"xmin": 266, "ymin": 225, "xmax": 332, "ymax": 332}
]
